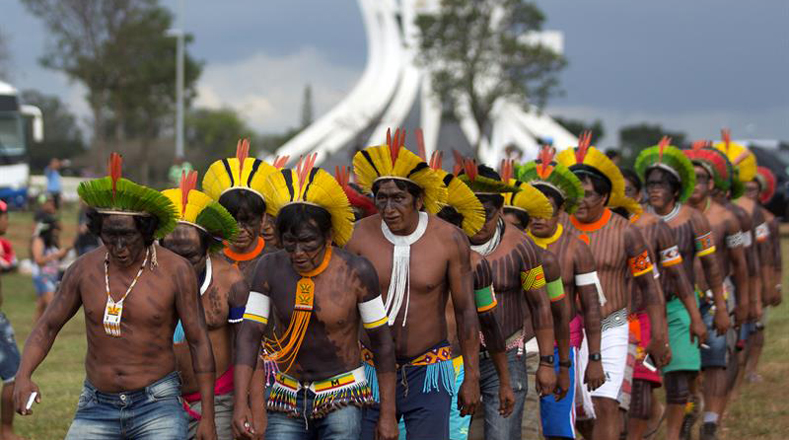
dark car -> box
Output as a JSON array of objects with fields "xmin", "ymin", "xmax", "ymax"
[{"xmin": 741, "ymin": 140, "xmax": 789, "ymax": 221}]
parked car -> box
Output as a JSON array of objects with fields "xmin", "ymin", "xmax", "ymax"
[{"xmin": 738, "ymin": 140, "xmax": 789, "ymax": 221}]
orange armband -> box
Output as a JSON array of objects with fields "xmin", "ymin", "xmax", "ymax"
[{"xmin": 628, "ymin": 250, "xmax": 653, "ymax": 277}]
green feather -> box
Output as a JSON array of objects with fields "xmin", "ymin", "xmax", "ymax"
[
  {"xmin": 457, "ymin": 175, "xmax": 520, "ymax": 194},
  {"xmin": 515, "ymin": 161, "xmax": 584, "ymax": 213},
  {"xmin": 635, "ymin": 145, "xmax": 696, "ymax": 203},
  {"xmin": 195, "ymin": 201, "xmax": 239, "ymax": 252}
]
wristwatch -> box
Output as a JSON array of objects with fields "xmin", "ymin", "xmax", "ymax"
[
  {"xmin": 589, "ymin": 352, "xmax": 602, "ymax": 362},
  {"xmin": 558, "ymin": 359, "xmax": 572, "ymax": 368},
  {"xmin": 539, "ymin": 355, "xmax": 555, "ymax": 366}
]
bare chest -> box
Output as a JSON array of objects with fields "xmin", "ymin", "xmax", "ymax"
[
  {"xmin": 82, "ymin": 272, "xmax": 175, "ymax": 329},
  {"xmin": 364, "ymin": 236, "xmax": 448, "ymax": 296},
  {"xmin": 270, "ymin": 276, "xmax": 358, "ymax": 334}
]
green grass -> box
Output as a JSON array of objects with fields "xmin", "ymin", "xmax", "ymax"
[{"xmin": 1, "ymin": 206, "xmax": 788, "ymax": 438}]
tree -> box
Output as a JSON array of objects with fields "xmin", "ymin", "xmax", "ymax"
[
  {"xmin": 21, "ymin": 0, "xmax": 201, "ymax": 183},
  {"xmin": 416, "ymin": 0, "xmax": 566, "ymax": 157},
  {"xmin": 554, "ymin": 116, "xmax": 605, "ymax": 146},
  {"xmin": 186, "ymin": 107, "xmax": 256, "ymax": 173},
  {"xmin": 618, "ymin": 123, "xmax": 687, "ymax": 166},
  {"xmin": 300, "ymin": 84, "xmax": 313, "ymax": 129},
  {"xmin": 20, "ymin": 90, "xmax": 86, "ymax": 172}
]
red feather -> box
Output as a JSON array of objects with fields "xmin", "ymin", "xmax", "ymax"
[
  {"xmin": 463, "ymin": 159, "xmax": 478, "ymax": 181},
  {"xmin": 721, "ymin": 128, "xmax": 731, "ymax": 154},
  {"xmin": 334, "ymin": 165, "xmax": 350, "ymax": 187},
  {"xmin": 273, "ymin": 155, "xmax": 289, "ymax": 169},
  {"xmin": 657, "ymin": 135, "xmax": 672, "ymax": 163},
  {"xmin": 236, "ymin": 138, "xmax": 250, "ymax": 178},
  {"xmin": 389, "ymin": 128, "xmax": 403, "ymax": 166},
  {"xmin": 691, "ymin": 139, "xmax": 710, "ymax": 151},
  {"xmin": 429, "ymin": 151, "xmax": 443, "ymax": 170},
  {"xmin": 296, "ymin": 153, "xmax": 318, "ymax": 190},
  {"xmin": 537, "ymin": 145, "xmax": 555, "ymax": 179},
  {"xmin": 179, "ymin": 170, "xmax": 198, "ymax": 215},
  {"xmin": 451, "ymin": 149, "xmax": 465, "ymax": 176},
  {"xmin": 386, "ymin": 128, "xmax": 392, "ymax": 149},
  {"xmin": 415, "ymin": 128, "xmax": 426, "ymax": 160},
  {"xmin": 575, "ymin": 131, "xmax": 593, "ymax": 163},
  {"xmin": 108, "ymin": 153, "xmax": 123, "ymax": 200},
  {"xmin": 500, "ymin": 159, "xmax": 513, "ymax": 183}
]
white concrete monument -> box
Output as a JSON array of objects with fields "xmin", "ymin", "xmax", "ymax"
[{"xmin": 273, "ymin": 0, "xmax": 577, "ymax": 169}]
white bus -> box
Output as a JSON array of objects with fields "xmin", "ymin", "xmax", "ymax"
[{"xmin": 0, "ymin": 80, "xmax": 43, "ymax": 207}]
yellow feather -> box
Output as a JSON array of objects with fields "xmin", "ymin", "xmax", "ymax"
[
  {"xmin": 433, "ymin": 169, "xmax": 485, "ymax": 236},
  {"xmin": 506, "ymin": 180, "xmax": 554, "ymax": 219},
  {"xmin": 713, "ymin": 141, "xmax": 757, "ymax": 182},
  {"xmin": 202, "ymin": 157, "xmax": 278, "ymax": 201},
  {"xmin": 556, "ymin": 146, "xmax": 626, "ymax": 209}
]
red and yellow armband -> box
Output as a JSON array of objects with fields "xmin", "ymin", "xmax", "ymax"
[
  {"xmin": 628, "ymin": 250, "xmax": 654, "ymax": 277},
  {"xmin": 659, "ymin": 245, "xmax": 683, "ymax": 268},
  {"xmin": 695, "ymin": 232, "xmax": 716, "ymax": 257},
  {"xmin": 520, "ymin": 265, "xmax": 547, "ymax": 291},
  {"xmin": 358, "ymin": 296, "xmax": 388, "ymax": 330}
]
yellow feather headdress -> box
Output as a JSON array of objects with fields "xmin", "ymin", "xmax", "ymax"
[
  {"xmin": 714, "ymin": 128, "xmax": 757, "ymax": 183},
  {"xmin": 500, "ymin": 159, "xmax": 554, "ymax": 219},
  {"xmin": 555, "ymin": 131, "xmax": 628, "ymax": 208},
  {"xmin": 202, "ymin": 138, "xmax": 279, "ymax": 202},
  {"xmin": 162, "ymin": 171, "xmax": 239, "ymax": 252},
  {"xmin": 428, "ymin": 151, "xmax": 485, "ymax": 236},
  {"xmin": 353, "ymin": 128, "xmax": 447, "ymax": 214},
  {"xmin": 265, "ymin": 154, "xmax": 355, "ymax": 246}
]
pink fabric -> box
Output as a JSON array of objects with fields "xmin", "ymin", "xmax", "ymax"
[
  {"xmin": 632, "ymin": 312, "xmax": 662, "ymax": 385},
  {"xmin": 569, "ymin": 315, "xmax": 584, "ymax": 348},
  {"xmin": 182, "ymin": 366, "xmax": 235, "ymax": 420}
]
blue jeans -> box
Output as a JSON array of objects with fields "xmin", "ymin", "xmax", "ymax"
[
  {"xmin": 65, "ymin": 372, "xmax": 186, "ymax": 440},
  {"xmin": 479, "ymin": 348, "xmax": 528, "ymax": 440},
  {"xmin": 699, "ymin": 303, "xmax": 729, "ymax": 368},
  {"xmin": 0, "ymin": 312, "xmax": 20, "ymax": 383},
  {"xmin": 267, "ymin": 389, "xmax": 362, "ymax": 440}
]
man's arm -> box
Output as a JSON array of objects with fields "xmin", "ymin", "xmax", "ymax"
[
  {"xmin": 573, "ymin": 239, "xmax": 605, "ymax": 390},
  {"xmin": 519, "ymin": 240, "xmax": 556, "ymax": 395},
  {"xmin": 542, "ymin": 250, "xmax": 570, "ymax": 399},
  {"xmin": 14, "ymin": 261, "xmax": 83, "ymax": 414},
  {"xmin": 726, "ymin": 216, "xmax": 751, "ymax": 327},
  {"xmin": 226, "ymin": 268, "xmax": 250, "ymax": 345},
  {"xmin": 353, "ymin": 256, "xmax": 397, "ymax": 440},
  {"xmin": 176, "ymin": 259, "xmax": 216, "ymax": 438},
  {"xmin": 625, "ymin": 225, "xmax": 669, "ymax": 366},
  {"xmin": 769, "ymin": 218, "xmax": 782, "ymax": 305},
  {"xmin": 754, "ymin": 214, "xmax": 774, "ymax": 313},
  {"xmin": 447, "ymin": 227, "xmax": 481, "ymax": 416}
]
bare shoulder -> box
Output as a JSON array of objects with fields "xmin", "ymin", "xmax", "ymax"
[
  {"xmin": 211, "ymin": 255, "xmax": 245, "ymax": 284},
  {"xmin": 333, "ymin": 248, "xmax": 379, "ymax": 291},
  {"xmin": 347, "ymin": 215, "xmax": 382, "ymax": 251},
  {"xmin": 634, "ymin": 211, "xmax": 659, "ymax": 227},
  {"xmin": 428, "ymin": 214, "xmax": 462, "ymax": 237},
  {"xmin": 686, "ymin": 205, "xmax": 711, "ymax": 230},
  {"xmin": 154, "ymin": 245, "xmax": 192, "ymax": 272}
]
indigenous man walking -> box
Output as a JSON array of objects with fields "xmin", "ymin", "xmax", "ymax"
[
  {"xmin": 14, "ymin": 154, "xmax": 217, "ymax": 440},
  {"xmin": 557, "ymin": 134, "xmax": 669, "ymax": 440},
  {"xmin": 683, "ymin": 143, "xmax": 748, "ymax": 440},
  {"xmin": 458, "ymin": 162, "xmax": 557, "ymax": 440},
  {"xmin": 519, "ymin": 151, "xmax": 607, "ymax": 440},
  {"xmin": 348, "ymin": 133, "xmax": 480, "ymax": 440},
  {"xmin": 233, "ymin": 160, "xmax": 398, "ymax": 440},
  {"xmin": 160, "ymin": 172, "xmax": 249, "ymax": 439},
  {"xmin": 635, "ymin": 139, "xmax": 723, "ymax": 440}
]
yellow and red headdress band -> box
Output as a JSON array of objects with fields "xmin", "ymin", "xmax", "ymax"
[
  {"xmin": 714, "ymin": 129, "xmax": 757, "ymax": 183},
  {"xmin": 353, "ymin": 128, "xmax": 447, "ymax": 214},
  {"xmin": 556, "ymin": 131, "xmax": 627, "ymax": 208},
  {"xmin": 161, "ymin": 171, "xmax": 238, "ymax": 252},
  {"xmin": 427, "ymin": 151, "xmax": 485, "ymax": 236},
  {"xmin": 516, "ymin": 146, "xmax": 584, "ymax": 213},
  {"xmin": 755, "ymin": 166, "xmax": 776, "ymax": 204},
  {"xmin": 500, "ymin": 159, "xmax": 553, "ymax": 219},
  {"xmin": 683, "ymin": 140, "xmax": 731, "ymax": 192},
  {"xmin": 202, "ymin": 138, "xmax": 279, "ymax": 203},
  {"xmin": 266, "ymin": 154, "xmax": 355, "ymax": 246}
]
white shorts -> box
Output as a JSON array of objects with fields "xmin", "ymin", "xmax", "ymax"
[{"xmin": 578, "ymin": 311, "xmax": 629, "ymax": 402}]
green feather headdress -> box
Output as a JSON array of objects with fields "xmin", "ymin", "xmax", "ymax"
[
  {"xmin": 634, "ymin": 136, "xmax": 696, "ymax": 202},
  {"xmin": 515, "ymin": 146, "xmax": 584, "ymax": 213},
  {"xmin": 706, "ymin": 147, "xmax": 744, "ymax": 199},
  {"xmin": 78, "ymin": 153, "xmax": 177, "ymax": 238},
  {"xmin": 457, "ymin": 158, "xmax": 520, "ymax": 194},
  {"xmin": 162, "ymin": 171, "xmax": 238, "ymax": 253}
]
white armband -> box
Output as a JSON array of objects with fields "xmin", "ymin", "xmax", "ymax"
[
  {"xmin": 742, "ymin": 231, "xmax": 753, "ymax": 248},
  {"xmin": 358, "ymin": 296, "xmax": 388, "ymax": 329},
  {"xmin": 243, "ymin": 291, "xmax": 270, "ymax": 324},
  {"xmin": 755, "ymin": 222, "xmax": 770, "ymax": 242},
  {"xmin": 575, "ymin": 271, "xmax": 606, "ymax": 307},
  {"xmin": 726, "ymin": 231, "xmax": 744, "ymax": 249}
]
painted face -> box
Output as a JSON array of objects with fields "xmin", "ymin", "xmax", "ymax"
[
  {"xmin": 100, "ymin": 215, "xmax": 147, "ymax": 268},
  {"xmin": 374, "ymin": 180, "xmax": 423, "ymax": 234},
  {"xmin": 744, "ymin": 180, "xmax": 761, "ymax": 202},
  {"xmin": 624, "ymin": 177, "xmax": 640, "ymax": 202},
  {"xmin": 469, "ymin": 198, "xmax": 501, "ymax": 245},
  {"xmin": 645, "ymin": 169, "xmax": 675, "ymax": 212},
  {"xmin": 261, "ymin": 215, "xmax": 278, "ymax": 247},
  {"xmin": 232, "ymin": 209, "xmax": 264, "ymax": 251},
  {"xmin": 280, "ymin": 220, "xmax": 330, "ymax": 274},
  {"xmin": 503, "ymin": 211, "xmax": 524, "ymax": 230},
  {"xmin": 160, "ymin": 224, "xmax": 207, "ymax": 275},
  {"xmin": 529, "ymin": 197, "xmax": 560, "ymax": 238},
  {"xmin": 689, "ymin": 165, "xmax": 714, "ymax": 205},
  {"xmin": 574, "ymin": 178, "xmax": 607, "ymax": 223}
]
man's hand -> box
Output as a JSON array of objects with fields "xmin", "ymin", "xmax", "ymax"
[
  {"xmin": 195, "ymin": 417, "xmax": 217, "ymax": 440},
  {"xmin": 232, "ymin": 404, "xmax": 260, "ymax": 440},
  {"xmin": 584, "ymin": 359, "xmax": 605, "ymax": 391},
  {"xmin": 646, "ymin": 336, "xmax": 671, "ymax": 368},
  {"xmin": 376, "ymin": 412, "xmax": 398, "ymax": 440},
  {"xmin": 498, "ymin": 382, "xmax": 515, "ymax": 417},
  {"xmin": 751, "ymin": 299, "xmax": 763, "ymax": 322},
  {"xmin": 555, "ymin": 366, "xmax": 570, "ymax": 401},
  {"xmin": 690, "ymin": 316, "xmax": 708, "ymax": 346},
  {"xmin": 713, "ymin": 305, "xmax": 730, "ymax": 335},
  {"xmin": 457, "ymin": 377, "xmax": 480, "ymax": 417},
  {"xmin": 535, "ymin": 364, "xmax": 556, "ymax": 397},
  {"xmin": 13, "ymin": 378, "xmax": 40, "ymax": 416}
]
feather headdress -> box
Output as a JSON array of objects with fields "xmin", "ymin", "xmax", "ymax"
[
  {"xmin": 266, "ymin": 154, "xmax": 355, "ymax": 246},
  {"xmin": 516, "ymin": 146, "xmax": 584, "ymax": 213},
  {"xmin": 428, "ymin": 151, "xmax": 485, "ymax": 236},
  {"xmin": 755, "ymin": 166, "xmax": 776, "ymax": 204},
  {"xmin": 714, "ymin": 129, "xmax": 757, "ymax": 183},
  {"xmin": 77, "ymin": 153, "xmax": 177, "ymax": 238},
  {"xmin": 683, "ymin": 140, "xmax": 730, "ymax": 192},
  {"xmin": 353, "ymin": 128, "xmax": 447, "ymax": 214},
  {"xmin": 161, "ymin": 171, "xmax": 238, "ymax": 252},
  {"xmin": 202, "ymin": 138, "xmax": 279, "ymax": 202},
  {"xmin": 555, "ymin": 131, "xmax": 627, "ymax": 208},
  {"xmin": 457, "ymin": 158, "xmax": 520, "ymax": 194},
  {"xmin": 705, "ymin": 147, "xmax": 744, "ymax": 198},
  {"xmin": 499, "ymin": 159, "xmax": 553, "ymax": 219},
  {"xmin": 335, "ymin": 166, "xmax": 377, "ymax": 218},
  {"xmin": 634, "ymin": 136, "xmax": 696, "ymax": 202}
]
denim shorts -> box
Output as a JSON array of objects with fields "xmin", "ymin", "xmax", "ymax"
[
  {"xmin": 32, "ymin": 275, "xmax": 57, "ymax": 296},
  {"xmin": 0, "ymin": 312, "xmax": 20, "ymax": 383},
  {"xmin": 268, "ymin": 389, "xmax": 362, "ymax": 440},
  {"xmin": 699, "ymin": 303, "xmax": 729, "ymax": 369},
  {"xmin": 478, "ymin": 348, "xmax": 529, "ymax": 440},
  {"xmin": 65, "ymin": 371, "xmax": 186, "ymax": 440}
]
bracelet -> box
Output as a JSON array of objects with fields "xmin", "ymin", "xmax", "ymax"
[
  {"xmin": 588, "ymin": 352, "xmax": 602, "ymax": 362},
  {"xmin": 539, "ymin": 355, "xmax": 555, "ymax": 366},
  {"xmin": 558, "ymin": 360, "xmax": 572, "ymax": 368}
]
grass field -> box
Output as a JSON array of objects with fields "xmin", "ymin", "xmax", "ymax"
[{"xmin": 1, "ymin": 206, "xmax": 788, "ymax": 439}]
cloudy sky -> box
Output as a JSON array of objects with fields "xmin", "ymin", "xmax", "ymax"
[{"xmin": 2, "ymin": 0, "xmax": 787, "ymax": 146}]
